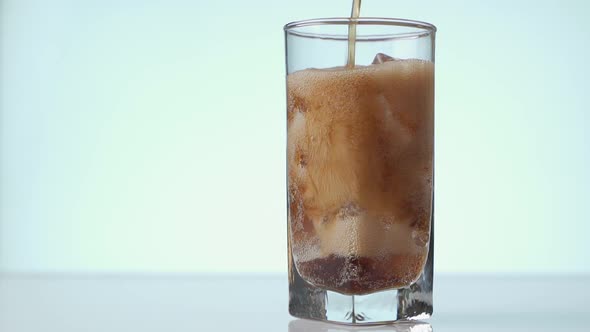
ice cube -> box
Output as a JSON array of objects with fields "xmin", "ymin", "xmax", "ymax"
[
  {"xmin": 336, "ymin": 202, "xmax": 362, "ymax": 220},
  {"xmin": 372, "ymin": 52, "xmax": 398, "ymax": 64},
  {"xmin": 412, "ymin": 229, "xmax": 430, "ymax": 247}
]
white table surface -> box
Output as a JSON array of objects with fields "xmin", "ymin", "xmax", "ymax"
[{"xmin": 0, "ymin": 274, "xmax": 588, "ymax": 332}]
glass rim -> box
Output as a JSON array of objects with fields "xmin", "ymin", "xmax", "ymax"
[{"xmin": 284, "ymin": 17, "xmax": 436, "ymax": 41}]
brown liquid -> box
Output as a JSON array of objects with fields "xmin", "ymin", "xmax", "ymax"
[
  {"xmin": 296, "ymin": 254, "xmax": 426, "ymax": 295},
  {"xmin": 346, "ymin": 0, "xmax": 361, "ymax": 67},
  {"xmin": 287, "ymin": 53, "xmax": 434, "ymax": 295}
]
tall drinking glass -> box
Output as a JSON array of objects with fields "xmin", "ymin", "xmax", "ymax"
[{"xmin": 285, "ymin": 18, "xmax": 436, "ymax": 324}]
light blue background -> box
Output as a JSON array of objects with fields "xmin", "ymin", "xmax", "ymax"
[{"xmin": 1, "ymin": 0, "xmax": 588, "ymax": 274}]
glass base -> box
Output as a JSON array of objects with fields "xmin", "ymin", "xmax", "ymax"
[{"xmin": 288, "ymin": 227, "xmax": 434, "ymax": 325}]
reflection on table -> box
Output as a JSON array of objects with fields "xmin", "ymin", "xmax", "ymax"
[{"xmin": 289, "ymin": 319, "xmax": 432, "ymax": 332}]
